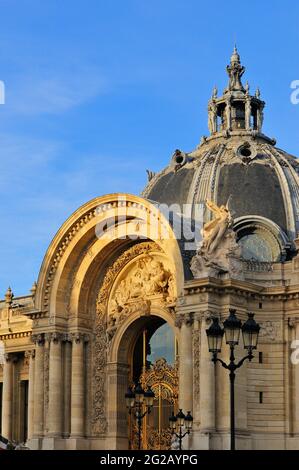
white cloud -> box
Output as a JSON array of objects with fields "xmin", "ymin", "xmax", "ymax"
[{"xmin": 5, "ymin": 66, "xmax": 108, "ymax": 115}]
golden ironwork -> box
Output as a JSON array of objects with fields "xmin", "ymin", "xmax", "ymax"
[{"xmin": 129, "ymin": 358, "xmax": 178, "ymax": 450}]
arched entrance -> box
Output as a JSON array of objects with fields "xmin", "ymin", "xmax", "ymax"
[{"xmin": 128, "ymin": 316, "xmax": 178, "ymax": 450}]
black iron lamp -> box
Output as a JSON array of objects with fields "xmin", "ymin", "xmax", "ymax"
[
  {"xmin": 223, "ymin": 309, "xmax": 242, "ymax": 346},
  {"xmin": 206, "ymin": 317, "xmax": 224, "ymax": 353},
  {"xmin": 134, "ymin": 382, "xmax": 145, "ymax": 403},
  {"xmin": 144, "ymin": 386, "xmax": 155, "ymax": 407},
  {"xmin": 206, "ymin": 310, "xmax": 260, "ymax": 450},
  {"xmin": 168, "ymin": 409, "xmax": 193, "ymax": 450},
  {"xmin": 242, "ymin": 312, "xmax": 260, "ymax": 351},
  {"xmin": 184, "ymin": 411, "xmax": 194, "ymax": 431},
  {"xmin": 125, "ymin": 382, "xmax": 154, "ymax": 450},
  {"xmin": 125, "ymin": 386, "xmax": 135, "ymax": 410}
]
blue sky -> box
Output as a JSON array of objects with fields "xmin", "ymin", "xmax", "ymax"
[{"xmin": 0, "ymin": 0, "xmax": 299, "ymax": 296}]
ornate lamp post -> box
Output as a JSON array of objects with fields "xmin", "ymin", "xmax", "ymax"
[
  {"xmin": 206, "ymin": 309, "xmax": 260, "ymax": 450},
  {"xmin": 125, "ymin": 382, "xmax": 155, "ymax": 450},
  {"xmin": 169, "ymin": 409, "xmax": 193, "ymax": 450}
]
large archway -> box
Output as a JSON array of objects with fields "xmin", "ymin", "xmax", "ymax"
[
  {"xmin": 30, "ymin": 194, "xmax": 184, "ymax": 450},
  {"xmin": 106, "ymin": 311, "xmax": 178, "ymax": 450}
]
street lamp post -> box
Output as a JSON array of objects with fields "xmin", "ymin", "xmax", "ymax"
[
  {"xmin": 206, "ymin": 309, "xmax": 260, "ymax": 450},
  {"xmin": 125, "ymin": 382, "xmax": 155, "ymax": 450},
  {"xmin": 169, "ymin": 409, "xmax": 193, "ymax": 450}
]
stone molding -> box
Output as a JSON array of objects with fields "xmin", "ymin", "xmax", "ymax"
[
  {"xmin": 40, "ymin": 197, "xmax": 172, "ymax": 311},
  {"xmin": 183, "ymin": 280, "xmax": 299, "ymax": 301}
]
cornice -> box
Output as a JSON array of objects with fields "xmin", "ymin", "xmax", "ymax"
[
  {"xmin": 183, "ymin": 277, "xmax": 299, "ymax": 300},
  {"xmin": 0, "ymin": 331, "xmax": 32, "ymax": 341}
]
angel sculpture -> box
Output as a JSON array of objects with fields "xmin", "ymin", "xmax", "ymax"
[{"xmin": 201, "ymin": 199, "xmax": 233, "ymax": 256}]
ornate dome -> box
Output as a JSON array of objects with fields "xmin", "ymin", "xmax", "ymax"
[{"xmin": 142, "ymin": 48, "xmax": 299, "ymax": 262}]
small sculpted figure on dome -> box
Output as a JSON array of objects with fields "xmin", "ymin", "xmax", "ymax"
[
  {"xmin": 190, "ymin": 198, "xmax": 243, "ymax": 279},
  {"xmin": 201, "ymin": 199, "xmax": 233, "ymax": 255},
  {"xmin": 208, "ymin": 100, "xmax": 217, "ymax": 134}
]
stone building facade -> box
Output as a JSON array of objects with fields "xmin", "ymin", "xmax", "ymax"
[{"xmin": 0, "ymin": 48, "xmax": 299, "ymax": 450}]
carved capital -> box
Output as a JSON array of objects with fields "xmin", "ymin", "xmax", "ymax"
[
  {"xmin": 175, "ymin": 313, "xmax": 184, "ymax": 328},
  {"xmin": 69, "ymin": 332, "xmax": 90, "ymax": 344},
  {"xmin": 4, "ymin": 353, "xmax": 18, "ymax": 363},
  {"xmin": 24, "ymin": 349, "xmax": 35, "ymax": 360},
  {"xmin": 45, "ymin": 332, "xmax": 65, "ymax": 344},
  {"xmin": 185, "ymin": 311, "xmax": 194, "ymax": 326},
  {"xmin": 4, "ymin": 353, "xmax": 11, "ymax": 363},
  {"xmin": 32, "ymin": 333, "xmax": 45, "ymax": 346},
  {"xmin": 200, "ymin": 310, "xmax": 219, "ymax": 326},
  {"xmin": 175, "ymin": 312, "xmax": 194, "ymax": 328},
  {"xmin": 288, "ymin": 317, "xmax": 297, "ymax": 329}
]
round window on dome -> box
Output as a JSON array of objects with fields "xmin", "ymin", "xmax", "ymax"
[
  {"xmin": 240, "ymin": 146, "xmax": 251, "ymax": 157},
  {"xmin": 237, "ymin": 225, "xmax": 282, "ymax": 262},
  {"xmin": 237, "ymin": 143, "xmax": 253, "ymax": 158},
  {"xmin": 171, "ymin": 149, "xmax": 187, "ymax": 167},
  {"xmin": 238, "ymin": 233, "xmax": 273, "ymax": 262}
]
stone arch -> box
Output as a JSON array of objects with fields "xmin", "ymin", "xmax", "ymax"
[
  {"xmin": 234, "ymin": 215, "xmax": 292, "ymax": 261},
  {"xmin": 92, "ymin": 239, "xmax": 178, "ymax": 440},
  {"xmin": 32, "ymin": 194, "xmax": 185, "ymax": 448},
  {"xmin": 110, "ymin": 304, "xmax": 176, "ymax": 365},
  {"xmin": 34, "ymin": 193, "xmax": 185, "ymax": 318},
  {"xmin": 105, "ymin": 307, "xmax": 177, "ymax": 450}
]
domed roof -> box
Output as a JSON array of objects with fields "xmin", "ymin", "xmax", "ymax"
[{"xmin": 142, "ymin": 49, "xmax": 299, "ymax": 262}]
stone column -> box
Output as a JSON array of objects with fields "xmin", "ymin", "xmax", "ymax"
[
  {"xmin": 176, "ymin": 313, "xmax": 194, "ymax": 450},
  {"xmin": 70, "ymin": 333, "xmax": 86, "ymax": 438},
  {"xmin": 226, "ymin": 97, "xmax": 232, "ymax": 130},
  {"xmin": 47, "ymin": 333, "xmax": 63, "ymax": 437},
  {"xmin": 106, "ymin": 362, "xmax": 129, "ymax": 450},
  {"xmin": 245, "ymin": 96, "xmax": 251, "ymax": 130},
  {"xmin": 192, "ymin": 314, "xmax": 201, "ymax": 424},
  {"xmin": 25, "ymin": 350, "xmax": 35, "ymax": 440},
  {"xmin": 32, "ymin": 334, "xmax": 45, "ymax": 438},
  {"xmin": 63, "ymin": 339, "xmax": 72, "ymax": 438},
  {"xmin": 178, "ymin": 313, "xmax": 194, "ymax": 413},
  {"xmin": 1, "ymin": 354, "xmax": 13, "ymax": 440},
  {"xmin": 199, "ymin": 313, "xmax": 216, "ymax": 434}
]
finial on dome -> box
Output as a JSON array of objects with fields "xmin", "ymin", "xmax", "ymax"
[
  {"xmin": 212, "ymin": 85, "xmax": 218, "ymax": 99},
  {"xmin": 226, "ymin": 46, "xmax": 245, "ymax": 92},
  {"xmin": 255, "ymin": 87, "xmax": 261, "ymax": 99},
  {"xmin": 231, "ymin": 44, "xmax": 240, "ymax": 64}
]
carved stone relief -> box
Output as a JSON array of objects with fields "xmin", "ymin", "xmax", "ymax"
[
  {"xmin": 259, "ymin": 320, "xmax": 282, "ymax": 342},
  {"xmin": 109, "ymin": 256, "xmax": 176, "ymax": 319},
  {"xmin": 91, "ymin": 241, "xmax": 176, "ymax": 437},
  {"xmin": 193, "ymin": 328, "xmax": 200, "ymax": 404}
]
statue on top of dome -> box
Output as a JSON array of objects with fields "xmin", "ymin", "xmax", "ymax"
[{"xmin": 226, "ymin": 46, "xmax": 245, "ymax": 92}]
